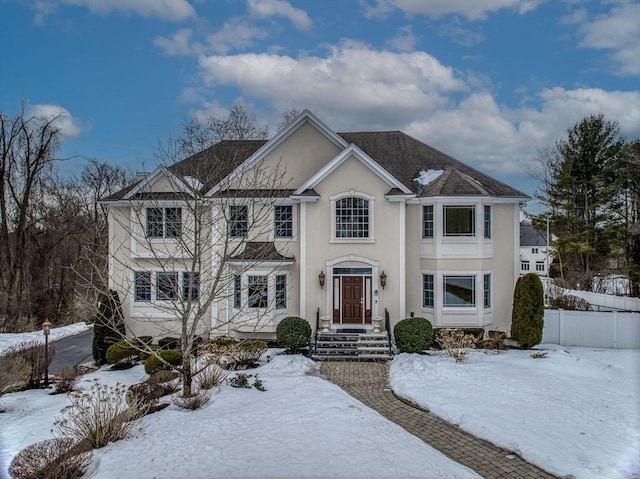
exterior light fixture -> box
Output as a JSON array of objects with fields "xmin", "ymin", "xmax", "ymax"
[
  {"xmin": 318, "ymin": 270, "xmax": 326, "ymax": 289},
  {"xmin": 379, "ymin": 271, "xmax": 387, "ymax": 289},
  {"xmin": 42, "ymin": 320, "xmax": 52, "ymax": 387}
]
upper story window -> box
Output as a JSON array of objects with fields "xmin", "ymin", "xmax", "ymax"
[
  {"xmin": 146, "ymin": 207, "xmax": 182, "ymax": 239},
  {"xmin": 274, "ymin": 205, "xmax": 293, "ymax": 238},
  {"xmin": 422, "ymin": 205, "xmax": 434, "ymax": 238},
  {"xmin": 230, "ymin": 205, "xmax": 248, "ymax": 238},
  {"xmin": 444, "ymin": 205, "xmax": 475, "ymax": 237},
  {"xmin": 532, "ymin": 247, "xmax": 539, "ymax": 254},
  {"xmin": 336, "ymin": 196, "xmax": 369, "ymax": 238},
  {"xmin": 484, "ymin": 205, "xmax": 491, "ymax": 239}
]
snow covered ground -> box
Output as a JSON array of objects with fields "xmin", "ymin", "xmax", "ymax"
[
  {"xmin": 389, "ymin": 346, "xmax": 640, "ymax": 479},
  {"xmin": 0, "ymin": 322, "xmax": 90, "ymax": 354},
  {"xmin": 1, "ymin": 355, "xmax": 479, "ymax": 479}
]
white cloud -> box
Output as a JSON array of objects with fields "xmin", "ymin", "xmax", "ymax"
[
  {"xmin": 27, "ymin": 104, "xmax": 83, "ymax": 138},
  {"xmin": 193, "ymin": 43, "xmax": 638, "ymax": 176},
  {"xmin": 198, "ymin": 41, "xmax": 467, "ymax": 130},
  {"xmin": 386, "ymin": 25, "xmax": 419, "ymax": 51},
  {"xmin": 360, "ymin": 0, "xmax": 543, "ymax": 20},
  {"xmin": 207, "ymin": 19, "xmax": 269, "ymax": 54},
  {"xmin": 154, "ymin": 28, "xmax": 199, "ymax": 56},
  {"xmin": 573, "ymin": 2, "xmax": 640, "ymax": 76},
  {"xmin": 247, "ymin": 0, "xmax": 312, "ymax": 31},
  {"xmin": 33, "ymin": 0, "xmax": 196, "ymax": 23}
]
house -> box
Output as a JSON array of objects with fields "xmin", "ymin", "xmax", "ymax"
[
  {"xmin": 519, "ymin": 224, "xmax": 551, "ymax": 276},
  {"xmin": 102, "ymin": 110, "xmax": 529, "ymax": 341}
]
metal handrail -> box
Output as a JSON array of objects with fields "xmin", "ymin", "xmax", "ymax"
[{"xmin": 385, "ymin": 308, "xmax": 392, "ymax": 353}]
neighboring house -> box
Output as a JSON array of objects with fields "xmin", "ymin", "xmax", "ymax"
[
  {"xmin": 519, "ymin": 224, "xmax": 551, "ymax": 276},
  {"xmin": 102, "ymin": 110, "xmax": 529, "ymax": 340}
]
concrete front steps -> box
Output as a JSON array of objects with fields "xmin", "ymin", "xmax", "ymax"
[{"xmin": 311, "ymin": 331, "xmax": 394, "ymax": 360}]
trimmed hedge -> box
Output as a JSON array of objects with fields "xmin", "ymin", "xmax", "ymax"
[
  {"xmin": 394, "ymin": 317, "xmax": 434, "ymax": 353},
  {"xmin": 511, "ymin": 273, "xmax": 544, "ymax": 349},
  {"xmin": 276, "ymin": 317, "xmax": 311, "ymax": 352},
  {"xmin": 105, "ymin": 341, "xmax": 136, "ymax": 365},
  {"xmin": 158, "ymin": 337, "xmax": 180, "ymax": 350},
  {"xmin": 144, "ymin": 350, "xmax": 183, "ymax": 375}
]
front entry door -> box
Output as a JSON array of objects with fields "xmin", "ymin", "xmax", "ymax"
[{"xmin": 342, "ymin": 276, "xmax": 363, "ymax": 323}]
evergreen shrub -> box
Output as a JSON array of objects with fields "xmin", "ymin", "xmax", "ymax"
[
  {"xmin": 275, "ymin": 317, "xmax": 311, "ymax": 352},
  {"xmin": 158, "ymin": 337, "xmax": 180, "ymax": 350},
  {"xmin": 394, "ymin": 317, "xmax": 434, "ymax": 353},
  {"xmin": 92, "ymin": 290, "xmax": 126, "ymax": 365},
  {"xmin": 144, "ymin": 350, "xmax": 183, "ymax": 375},
  {"xmin": 105, "ymin": 341, "xmax": 136, "ymax": 365},
  {"xmin": 511, "ymin": 273, "xmax": 545, "ymax": 348}
]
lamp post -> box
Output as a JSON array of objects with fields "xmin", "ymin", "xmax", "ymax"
[{"xmin": 42, "ymin": 320, "xmax": 51, "ymax": 387}]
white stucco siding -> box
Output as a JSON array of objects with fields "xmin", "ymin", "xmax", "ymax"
[
  {"xmin": 302, "ymin": 154, "xmax": 403, "ymax": 324},
  {"xmin": 404, "ymin": 200, "xmax": 519, "ymax": 332}
]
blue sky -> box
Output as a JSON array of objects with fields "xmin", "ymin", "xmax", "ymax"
[{"xmin": 1, "ymin": 0, "xmax": 639, "ymax": 208}]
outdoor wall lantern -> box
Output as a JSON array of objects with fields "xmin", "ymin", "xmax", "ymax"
[
  {"xmin": 42, "ymin": 320, "xmax": 52, "ymax": 387},
  {"xmin": 318, "ymin": 270, "xmax": 326, "ymax": 289},
  {"xmin": 379, "ymin": 271, "xmax": 387, "ymax": 289}
]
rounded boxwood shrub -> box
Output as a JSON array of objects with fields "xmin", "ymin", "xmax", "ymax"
[
  {"xmin": 144, "ymin": 350, "xmax": 183, "ymax": 375},
  {"xmin": 511, "ymin": 273, "xmax": 544, "ymax": 349},
  {"xmin": 276, "ymin": 317, "xmax": 311, "ymax": 352},
  {"xmin": 137, "ymin": 336, "xmax": 153, "ymax": 347},
  {"xmin": 394, "ymin": 317, "xmax": 434, "ymax": 353},
  {"xmin": 105, "ymin": 341, "xmax": 136, "ymax": 365},
  {"xmin": 158, "ymin": 336, "xmax": 180, "ymax": 350}
]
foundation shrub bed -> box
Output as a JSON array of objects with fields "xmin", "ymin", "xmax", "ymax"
[
  {"xmin": 226, "ymin": 341, "xmax": 268, "ymax": 370},
  {"xmin": 436, "ymin": 328, "xmax": 477, "ymax": 361},
  {"xmin": 394, "ymin": 317, "xmax": 434, "ymax": 353},
  {"xmin": 105, "ymin": 341, "xmax": 136, "ymax": 365},
  {"xmin": 158, "ymin": 337, "xmax": 180, "ymax": 350},
  {"xmin": 276, "ymin": 317, "xmax": 311, "ymax": 353},
  {"xmin": 144, "ymin": 350, "xmax": 183, "ymax": 375}
]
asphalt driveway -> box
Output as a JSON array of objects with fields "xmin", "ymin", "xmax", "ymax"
[{"xmin": 48, "ymin": 329, "xmax": 94, "ymax": 375}]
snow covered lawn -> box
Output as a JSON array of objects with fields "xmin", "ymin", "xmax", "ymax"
[
  {"xmin": 0, "ymin": 322, "xmax": 90, "ymax": 354},
  {"xmin": 389, "ymin": 346, "xmax": 640, "ymax": 479},
  {"xmin": 1, "ymin": 355, "xmax": 479, "ymax": 479}
]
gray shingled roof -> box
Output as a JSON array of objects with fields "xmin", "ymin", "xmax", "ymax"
[
  {"xmin": 520, "ymin": 224, "xmax": 548, "ymax": 247},
  {"xmin": 339, "ymin": 131, "xmax": 527, "ymax": 198},
  {"xmin": 103, "ymin": 130, "xmax": 527, "ymax": 201}
]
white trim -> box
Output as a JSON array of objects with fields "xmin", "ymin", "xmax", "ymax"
[
  {"xmin": 108, "ymin": 211, "xmax": 114, "ymax": 289},
  {"xmin": 207, "ymin": 110, "xmax": 348, "ymax": 196},
  {"xmin": 408, "ymin": 195, "xmax": 528, "ymax": 205},
  {"xmin": 398, "ymin": 202, "xmax": 406, "ymax": 319},
  {"xmin": 299, "ymin": 202, "xmax": 307, "ymax": 318},
  {"xmin": 123, "ymin": 166, "xmax": 195, "ymax": 200},
  {"xmin": 294, "ymin": 144, "xmax": 411, "ymax": 195}
]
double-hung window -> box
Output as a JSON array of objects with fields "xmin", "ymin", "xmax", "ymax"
[
  {"xmin": 248, "ymin": 276, "xmax": 268, "ymax": 308},
  {"xmin": 443, "ymin": 275, "xmax": 476, "ymax": 307},
  {"xmin": 146, "ymin": 207, "xmax": 182, "ymax": 238},
  {"xmin": 233, "ymin": 275, "xmax": 241, "ymax": 308},
  {"xmin": 274, "ymin": 205, "xmax": 293, "ymax": 238},
  {"xmin": 230, "ymin": 205, "xmax": 248, "ymax": 238},
  {"xmin": 422, "ymin": 205, "xmax": 434, "ymax": 238},
  {"xmin": 484, "ymin": 205, "xmax": 491, "ymax": 239},
  {"xmin": 182, "ymin": 272, "xmax": 200, "ymax": 301},
  {"xmin": 275, "ymin": 275, "xmax": 287, "ymax": 309},
  {"xmin": 335, "ymin": 197, "xmax": 369, "ymax": 238},
  {"xmin": 134, "ymin": 272, "xmax": 151, "ymax": 301},
  {"xmin": 483, "ymin": 274, "xmax": 491, "ymax": 308},
  {"xmin": 444, "ymin": 205, "xmax": 475, "ymax": 236},
  {"xmin": 423, "ymin": 274, "xmax": 434, "ymax": 307}
]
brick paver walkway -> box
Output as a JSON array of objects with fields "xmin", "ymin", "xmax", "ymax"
[{"xmin": 320, "ymin": 361, "xmax": 557, "ymax": 479}]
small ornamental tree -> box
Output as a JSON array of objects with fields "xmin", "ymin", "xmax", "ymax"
[
  {"xmin": 511, "ymin": 273, "xmax": 545, "ymax": 348},
  {"xmin": 92, "ymin": 290, "xmax": 126, "ymax": 365}
]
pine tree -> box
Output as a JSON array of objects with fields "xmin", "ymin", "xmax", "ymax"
[
  {"xmin": 511, "ymin": 273, "xmax": 544, "ymax": 349},
  {"xmin": 535, "ymin": 114, "xmax": 628, "ymax": 289}
]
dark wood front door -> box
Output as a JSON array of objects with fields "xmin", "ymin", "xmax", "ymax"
[{"xmin": 342, "ymin": 276, "xmax": 363, "ymax": 323}]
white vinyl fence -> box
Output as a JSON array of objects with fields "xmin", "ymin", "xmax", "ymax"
[{"xmin": 542, "ymin": 310, "xmax": 640, "ymax": 349}]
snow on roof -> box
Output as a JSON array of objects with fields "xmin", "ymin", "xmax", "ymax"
[{"xmin": 413, "ymin": 169, "xmax": 445, "ymax": 186}]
